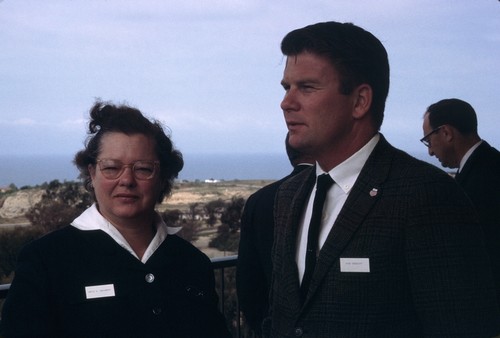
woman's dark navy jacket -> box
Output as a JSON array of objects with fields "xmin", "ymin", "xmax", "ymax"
[{"xmin": 1, "ymin": 225, "xmax": 231, "ymax": 337}]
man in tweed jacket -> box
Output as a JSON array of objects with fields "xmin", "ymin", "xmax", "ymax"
[{"xmin": 266, "ymin": 21, "xmax": 500, "ymax": 337}]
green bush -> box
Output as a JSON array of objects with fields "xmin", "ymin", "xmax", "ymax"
[
  {"xmin": 209, "ymin": 196, "xmax": 244, "ymax": 252},
  {"xmin": 161, "ymin": 209, "xmax": 201, "ymax": 243},
  {"xmin": 25, "ymin": 180, "xmax": 91, "ymax": 233}
]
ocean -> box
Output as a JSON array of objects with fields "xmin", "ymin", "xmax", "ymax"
[{"xmin": 0, "ymin": 152, "xmax": 444, "ymax": 188}]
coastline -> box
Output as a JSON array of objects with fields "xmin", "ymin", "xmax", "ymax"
[
  {"xmin": 0, "ymin": 151, "xmax": 446, "ymax": 188},
  {"xmin": 0, "ymin": 153, "xmax": 291, "ymax": 188}
]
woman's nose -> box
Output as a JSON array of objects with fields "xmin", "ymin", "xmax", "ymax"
[{"xmin": 119, "ymin": 166, "xmax": 136, "ymax": 186}]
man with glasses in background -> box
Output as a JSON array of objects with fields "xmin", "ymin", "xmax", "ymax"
[{"xmin": 422, "ymin": 97, "xmax": 500, "ymax": 308}]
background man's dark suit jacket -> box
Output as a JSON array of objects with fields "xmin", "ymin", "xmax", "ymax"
[
  {"xmin": 2, "ymin": 226, "xmax": 230, "ymax": 338},
  {"xmin": 267, "ymin": 136, "xmax": 500, "ymax": 338},
  {"xmin": 237, "ymin": 164, "xmax": 310, "ymax": 333},
  {"xmin": 455, "ymin": 141, "xmax": 500, "ymax": 306}
]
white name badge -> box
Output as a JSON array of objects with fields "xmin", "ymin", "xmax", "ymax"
[
  {"xmin": 85, "ymin": 284, "xmax": 116, "ymax": 299},
  {"xmin": 340, "ymin": 258, "xmax": 370, "ymax": 273}
]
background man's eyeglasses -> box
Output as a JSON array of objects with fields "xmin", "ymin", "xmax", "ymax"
[
  {"xmin": 96, "ymin": 159, "xmax": 160, "ymax": 180},
  {"xmin": 420, "ymin": 126, "xmax": 443, "ymax": 147}
]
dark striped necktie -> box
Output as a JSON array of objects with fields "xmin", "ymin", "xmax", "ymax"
[{"xmin": 300, "ymin": 173, "xmax": 334, "ymax": 303}]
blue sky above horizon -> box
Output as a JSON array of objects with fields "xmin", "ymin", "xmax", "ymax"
[{"xmin": 1, "ymin": 0, "xmax": 499, "ymax": 158}]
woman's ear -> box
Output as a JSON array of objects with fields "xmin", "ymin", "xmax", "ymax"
[
  {"xmin": 352, "ymin": 84, "xmax": 373, "ymax": 120},
  {"xmin": 88, "ymin": 164, "xmax": 96, "ymax": 180}
]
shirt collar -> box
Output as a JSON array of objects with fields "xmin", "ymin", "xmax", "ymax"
[
  {"xmin": 458, "ymin": 140, "xmax": 482, "ymax": 173},
  {"xmin": 316, "ymin": 133, "xmax": 380, "ymax": 194},
  {"xmin": 71, "ymin": 204, "xmax": 182, "ymax": 263}
]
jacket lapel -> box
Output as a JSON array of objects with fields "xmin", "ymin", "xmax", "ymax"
[
  {"xmin": 302, "ymin": 137, "xmax": 394, "ymax": 306},
  {"xmin": 279, "ymin": 168, "xmax": 317, "ymax": 312}
]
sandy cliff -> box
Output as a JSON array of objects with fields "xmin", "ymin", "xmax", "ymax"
[{"xmin": 0, "ymin": 189, "xmax": 44, "ymax": 219}]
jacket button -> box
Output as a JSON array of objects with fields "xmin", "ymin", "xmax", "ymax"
[
  {"xmin": 294, "ymin": 327, "xmax": 303, "ymax": 336},
  {"xmin": 145, "ymin": 273, "xmax": 155, "ymax": 283}
]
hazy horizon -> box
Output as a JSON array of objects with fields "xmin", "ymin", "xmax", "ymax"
[{"xmin": 0, "ymin": 150, "xmax": 445, "ymax": 188}]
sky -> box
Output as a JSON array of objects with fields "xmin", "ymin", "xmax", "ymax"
[{"xmin": 1, "ymin": 0, "xmax": 499, "ymax": 158}]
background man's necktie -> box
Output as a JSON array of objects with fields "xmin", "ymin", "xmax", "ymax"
[{"xmin": 300, "ymin": 173, "xmax": 334, "ymax": 303}]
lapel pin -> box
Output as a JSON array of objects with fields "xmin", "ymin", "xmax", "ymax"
[{"xmin": 369, "ymin": 188, "xmax": 378, "ymax": 197}]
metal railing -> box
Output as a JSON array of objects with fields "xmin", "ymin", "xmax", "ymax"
[
  {"xmin": 0, "ymin": 255, "xmax": 241, "ymax": 337},
  {"xmin": 211, "ymin": 254, "xmax": 239, "ymax": 314},
  {"xmin": 0, "ymin": 284, "xmax": 9, "ymax": 300}
]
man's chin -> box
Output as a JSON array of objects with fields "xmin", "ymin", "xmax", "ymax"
[
  {"xmin": 436, "ymin": 158, "xmax": 448, "ymax": 168},
  {"xmin": 438, "ymin": 160, "xmax": 453, "ymax": 169},
  {"xmin": 287, "ymin": 134, "xmax": 304, "ymax": 150}
]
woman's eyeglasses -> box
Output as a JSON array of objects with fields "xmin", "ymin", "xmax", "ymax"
[{"xmin": 96, "ymin": 159, "xmax": 160, "ymax": 180}]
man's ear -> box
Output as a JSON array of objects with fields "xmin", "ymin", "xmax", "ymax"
[
  {"xmin": 441, "ymin": 125, "xmax": 454, "ymax": 142},
  {"xmin": 352, "ymin": 84, "xmax": 373, "ymax": 119}
]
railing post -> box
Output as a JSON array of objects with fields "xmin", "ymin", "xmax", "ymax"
[
  {"xmin": 220, "ymin": 266, "xmax": 225, "ymax": 315},
  {"xmin": 209, "ymin": 255, "xmax": 240, "ymax": 337}
]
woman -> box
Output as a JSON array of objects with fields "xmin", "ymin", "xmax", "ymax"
[{"xmin": 2, "ymin": 101, "xmax": 231, "ymax": 337}]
